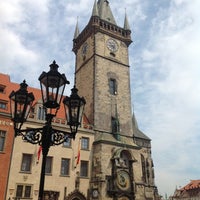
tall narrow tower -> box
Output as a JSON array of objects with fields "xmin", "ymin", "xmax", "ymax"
[
  {"xmin": 73, "ymin": 0, "xmax": 132, "ymax": 136},
  {"xmin": 73, "ymin": 1, "xmax": 159, "ymax": 199}
]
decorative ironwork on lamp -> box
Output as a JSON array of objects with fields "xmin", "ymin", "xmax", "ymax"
[{"xmin": 9, "ymin": 60, "xmax": 86, "ymax": 200}]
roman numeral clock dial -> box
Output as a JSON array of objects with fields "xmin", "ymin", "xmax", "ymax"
[{"xmin": 106, "ymin": 38, "xmax": 118, "ymax": 52}]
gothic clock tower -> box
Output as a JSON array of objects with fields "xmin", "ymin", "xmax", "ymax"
[{"xmin": 73, "ymin": 0, "xmax": 159, "ymax": 199}]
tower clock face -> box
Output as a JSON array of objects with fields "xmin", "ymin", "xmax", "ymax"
[
  {"xmin": 106, "ymin": 38, "xmax": 118, "ymax": 52},
  {"xmin": 116, "ymin": 170, "xmax": 131, "ymax": 191}
]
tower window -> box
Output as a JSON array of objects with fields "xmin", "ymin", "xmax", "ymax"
[
  {"xmin": 111, "ymin": 117, "xmax": 119, "ymax": 133},
  {"xmin": 141, "ymin": 154, "xmax": 147, "ymax": 183},
  {"xmin": 109, "ymin": 79, "xmax": 117, "ymax": 95}
]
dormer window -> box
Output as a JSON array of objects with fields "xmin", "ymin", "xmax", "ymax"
[
  {"xmin": 0, "ymin": 85, "xmax": 5, "ymax": 94},
  {"xmin": 0, "ymin": 101, "xmax": 7, "ymax": 110}
]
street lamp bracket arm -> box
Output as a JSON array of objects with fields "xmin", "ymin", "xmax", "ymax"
[{"xmin": 15, "ymin": 127, "xmax": 72, "ymax": 146}]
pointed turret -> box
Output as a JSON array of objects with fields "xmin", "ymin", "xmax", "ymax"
[
  {"xmin": 92, "ymin": 0, "xmax": 99, "ymax": 17},
  {"xmin": 73, "ymin": 17, "xmax": 80, "ymax": 39},
  {"xmin": 97, "ymin": 0, "xmax": 116, "ymax": 25},
  {"xmin": 124, "ymin": 10, "xmax": 131, "ymax": 31}
]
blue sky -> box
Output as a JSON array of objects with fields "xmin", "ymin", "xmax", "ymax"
[{"xmin": 1, "ymin": 0, "xmax": 200, "ymax": 197}]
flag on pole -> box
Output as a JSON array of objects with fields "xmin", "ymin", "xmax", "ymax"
[
  {"xmin": 37, "ymin": 146, "xmax": 42, "ymax": 163},
  {"xmin": 75, "ymin": 138, "xmax": 81, "ymax": 168}
]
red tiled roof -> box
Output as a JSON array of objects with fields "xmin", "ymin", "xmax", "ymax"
[
  {"xmin": 180, "ymin": 180, "xmax": 200, "ymax": 191},
  {"xmin": 0, "ymin": 73, "xmax": 91, "ymax": 127}
]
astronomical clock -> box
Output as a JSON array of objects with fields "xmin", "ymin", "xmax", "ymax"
[{"xmin": 107, "ymin": 149, "xmax": 135, "ymax": 200}]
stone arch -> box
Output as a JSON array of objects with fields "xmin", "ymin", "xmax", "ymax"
[
  {"xmin": 65, "ymin": 190, "xmax": 86, "ymax": 200},
  {"xmin": 112, "ymin": 148, "xmax": 137, "ymax": 168},
  {"xmin": 113, "ymin": 148, "xmax": 136, "ymax": 161}
]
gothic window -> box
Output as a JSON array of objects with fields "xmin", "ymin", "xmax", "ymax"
[
  {"xmin": 146, "ymin": 159, "xmax": 150, "ymax": 178},
  {"xmin": 81, "ymin": 137, "xmax": 89, "ymax": 150},
  {"xmin": 0, "ymin": 130, "xmax": 6, "ymax": 151},
  {"xmin": 60, "ymin": 158, "xmax": 70, "ymax": 176},
  {"xmin": 45, "ymin": 156, "xmax": 53, "ymax": 174},
  {"xmin": 16, "ymin": 184, "xmax": 32, "ymax": 198},
  {"xmin": 21, "ymin": 154, "xmax": 32, "ymax": 172},
  {"xmin": 141, "ymin": 154, "xmax": 147, "ymax": 183},
  {"xmin": 109, "ymin": 79, "xmax": 117, "ymax": 95},
  {"xmin": 80, "ymin": 160, "xmax": 88, "ymax": 177}
]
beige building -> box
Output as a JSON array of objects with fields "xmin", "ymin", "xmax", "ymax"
[
  {"xmin": 5, "ymin": 0, "xmax": 160, "ymax": 200},
  {"xmin": 6, "ymin": 85, "xmax": 94, "ymax": 200}
]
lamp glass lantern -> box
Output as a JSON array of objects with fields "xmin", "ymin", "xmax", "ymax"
[
  {"xmin": 9, "ymin": 80, "xmax": 35, "ymax": 131},
  {"xmin": 38, "ymin": 60, "xmax": 69, "ymax": 111},
  {"xmin": 63, "ymin": 86, "xmax": 86, "ymax": 138}
]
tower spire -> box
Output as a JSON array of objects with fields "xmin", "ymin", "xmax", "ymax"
[
  {"xmin": 92, "ymin": 0, "xmax": 99, "ymax": 16},
  {"xmin": 124, "ymin": 9, "xmax": 131, "ymax": 31},
  {"xmin": 97, "ymin": 0, "xmax": 117, "ymax": 25},
  {"xmin": 73, "ymin": 17, "xmax": 80, "ymax": 39}
]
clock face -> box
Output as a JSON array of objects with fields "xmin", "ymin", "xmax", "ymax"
[
  {"xmin": 116, "ymin": 170, "xmax": 131, "ymax": 191},
  {"xmin": 106, "ymin": 38, "xmax": 118, "ymax": 52},
  {"xmin": 92, "ymin": 189, "xmax": 98, "ymax": 198},
  {"xmin": 82, "ymin": 42, "xmax": 88, "ymax": 55}
]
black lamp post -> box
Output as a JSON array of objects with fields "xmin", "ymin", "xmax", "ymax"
[{"xmin": 9, "ymin": 61, "xmax": 86, "ymax": 200}]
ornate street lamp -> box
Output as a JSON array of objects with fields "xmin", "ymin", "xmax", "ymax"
[
  {"xmin": 9, "ymin": 80, "xmax": 35, "ymax": 133},
  {"xmin": 63, "ymin": 86, "xmax": 86, "ymax": 139},
  {"xmin": 9, "ymin": 61, "xmax": 86, "ymax": 200}
]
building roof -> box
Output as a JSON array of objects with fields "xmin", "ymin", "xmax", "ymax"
[
  {"xmin": 172, "ymin": 180, "xmax": 200, "ymax": 199},
  {"xmin": 181, "ymin": 180, "xmax": 200, "ymax": 191},
  {"xmin": 96, "ymin": 0, "xmax": 117, "ymax": 25},
  {"xmin": 0, "ymin": 73, "xmax": 90, "ymax": 127},
  {"xmin": 92, "ymin": 0, "xmax": 99, "ymax": 17},
  {"xmin": 132, "ymin": 112, "xmax": 151, "ymax": 141}
]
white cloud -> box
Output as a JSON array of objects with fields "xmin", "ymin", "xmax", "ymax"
[
  {"xmin": 133, "ymin": 0, "xmax": 200, "ymax": 196},
  {"xmin": 0, "ymin": 0, "xmax": 200, "ymax": 197}
]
